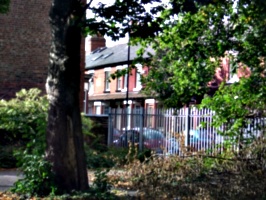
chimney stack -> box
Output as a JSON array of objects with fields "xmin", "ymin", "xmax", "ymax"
[{"xmin": 86, "ymin": 34, "xmax": 106, "ymax": 53}]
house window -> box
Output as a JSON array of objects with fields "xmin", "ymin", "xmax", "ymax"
[
  {"xmin": 146, "ymin": 105, "xmax": 153, "ymax": 128},
  {"xmin": 136, "ymin": 71, "xmax": 141, "ymax": 88},
  {"xmin": 123, "ymin": 73, "xmax": 128, "ymax": 91},
  {"xmin": 94, "ymin": 101, "xmax": 102, "ymax": 115},
  {"xmin": 105, "ymin": 71, "xmax": 110, "ymax": 91},
  {"xmin": 88, "ymin": 103, "xmax": 93, "ymax": 114},
  {"xmin": 95, "ymin": 106, "xmax": 101, "ymax": 115},
  {"xmin": 116, "ymin": 70, "xmax": 122, "ymax": 91},
  {"xmin": 133, "ymin": 64, "xmax": 142, "ymax": 91},
  {"xmin": 88, "ymin": 76, "xmax": 94, "ymax": 95},
  {"xmin": 103, "ymin": 106, "xmax": 109, "ymax": 114},
  {"xmin": 104, "ymin": 67, "xmax": 111, "ymax": 92},
  {"xmin": 86, "ymin": 70, "xmax": 94, "ymax": 95}
]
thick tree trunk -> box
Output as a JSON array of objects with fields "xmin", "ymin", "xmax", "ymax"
[{"xmin": 45, "ymin": 0, "xmax": 88, "ymax": 192}]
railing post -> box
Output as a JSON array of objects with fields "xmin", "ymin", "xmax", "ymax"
[
  {"xmin": 139, "ymin": 107, "xmax": 144, "ymax": 151},
  {"xmin": 185, "ymin": 106, "xmax": 191, "ymax": 147},
  {"xmin": 107, "ymin": 107, "xmax": 112, "ymax": 146}
]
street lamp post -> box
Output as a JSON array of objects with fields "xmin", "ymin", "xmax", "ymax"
[{"xmin": 125, "ymin": 31, "xmax": 130, "ymax": 133}]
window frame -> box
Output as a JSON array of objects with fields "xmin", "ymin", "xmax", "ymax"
[{"xmin": 104, "ymin": 67, "xmax": 111, "ymax": 92}]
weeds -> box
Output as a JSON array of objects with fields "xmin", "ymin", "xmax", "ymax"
[{"xmin": 108, "ymin": 138, "xmax": 266, "ymax": 200}]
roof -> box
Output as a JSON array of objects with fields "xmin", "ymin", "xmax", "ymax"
[
  {"xmin": 88, "ymin": 92, "xmax": 148, "ymax": 101},
  {"xmin": 85, "ymin": 43, "xmax": 154, "ymax": 70}
]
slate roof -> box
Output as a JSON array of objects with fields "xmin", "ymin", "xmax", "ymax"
[
  {"xmin": 88, "ymin": 92, "xmax": 147, "ymax": 101},
  {"xmin": 85, "ymin": 43, "xmax": 154, "ymax": 70}
]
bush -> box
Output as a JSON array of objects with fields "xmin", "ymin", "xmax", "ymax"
[
  {"xmin": 0, "ymin": 89, "xmax": 48, "ymax": 169},
  {"xmin": 0, "ymin": 89, "xmax": 57, "ymax": 196},
  {"xmin": 0, "ymin": 88, "xmax": 48, "ymax": 154},
  {"xmin": 11, "ymin": 154, "xmax": 57, "ymax": 197},
  {"xmin": 0, "ymin": 89, "xmax": 119, "ymax": 198},
  {"xmin": 85, "ymin": 141, "xmax": 152, "ymax": 169},
  {"xmin": 85, "ymin": 146, "xmax": 129, "ymax": 169}
]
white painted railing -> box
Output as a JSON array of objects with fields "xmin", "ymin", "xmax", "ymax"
[{"xmin": 108, "ymin": 107, "xmax": 265, "ymax": 155}]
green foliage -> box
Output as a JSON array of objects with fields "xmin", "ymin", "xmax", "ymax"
[
  {"xmin": 138, "ymin": 1, "xmax": 230, "ymax": 108},
  {"xmin": 136, "ymin": 0, "xmax": 266, "ymax": 111},
  {"xmin": 43, "ymin": 170, "xmax": 117, "ymax": 200},
  {"xmin": 81, "ymin": 113, "xmax": 95, "ymax": 138},
  {"xmin": 0, "ymin": 88, "xmax": 48, "ymax": 154},
  {"xmin": 0, "ymin": 88, "xmax": 48, "ymax": 168},
  {"xmin": 85, "ymin": 141, "xmax": 152, "ymax": 169},
  {"xmin": 11, "ymin": 154, "xmax": 57, "ymax": 197},
  {"xmin": 84, "ymin": 0, "xmax": 163, "ymax": 41},
  {"xmin": 85, "ymin": 147, "xmax": 115, "ymax": 169},
  {"xmin": 0, "ymin": 89, "xmax": 56, "ymax": 196},
  {"xmin": 85, "ymin": 146, "xmax": 129, "ymax": 169},
  {"xmin": 90, "ymin": 169, "xmax": 115, "ymax": 199},
  {"xmin": 201, "ymin": 76, "xmax": 266, "ymax": 139},
  {"xmin": 0, "ymin": 0, "xmax": 9, "ymax": 13},
  {"xmin": 1, "ymin": 89, "xmax": 108, "ymax": 197},
  {"xmin": 197, "ymin": 0, "xmax": 266, "ymax": 143}
]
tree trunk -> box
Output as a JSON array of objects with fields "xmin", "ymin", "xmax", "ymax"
[{"xmin": 45, "ymin": 0, "xmax": 88, "ymax": 192}]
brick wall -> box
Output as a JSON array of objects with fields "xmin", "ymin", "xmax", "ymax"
[
  {"xmin": 92, "ymin": 66, "xmax": 139, "ymax": 95},
  {"xmin": 0, "ymin": 0, "xmax": 85, "ymax": 107},
  {"xmin": 86, "ymin": 35, "xmax": 106, "ymax": 53},
  {"xmin": 0, "ymin": 0, "xmax": 51, "ymax": 99}
]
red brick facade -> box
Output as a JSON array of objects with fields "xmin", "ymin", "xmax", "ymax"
[
  {"xmin": 0, "ymin": 0, "xmax": 51, "ymax": 99},
  {"xmin": 86, "ymin": 35, "xmax": 106, "ymax": 53},
  {"xmin": 0, "ymin": 0, "xmax": 86, "ymax": 108}
]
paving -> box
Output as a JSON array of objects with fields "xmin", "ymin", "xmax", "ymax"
[
  {"xmin": 0, "ymin": 169, "xmax": 23, "ymax": 192},
  {"xmin": 0, "ymin": 169, "xmax": 139, "ymax": 198}
]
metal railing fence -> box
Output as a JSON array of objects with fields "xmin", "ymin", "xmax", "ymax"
[{"xmin": 107, "ymin": 107, "xmax": 265, "ymax": 155}]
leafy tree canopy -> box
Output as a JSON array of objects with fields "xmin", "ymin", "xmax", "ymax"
[
  {"xmin": 135, "ymin": 0, "xmax": 266, "ymax": 109},
  {"xmin": 0, "ymin": 0, "xmax": 9, "ymax": 13},
  {"xmin": 84, "ymin": 0, "xmax": 164, "ymax": 40},
  {"xmin": 199, "ymin": 0, "xmax": 266, "ymax": 135}
]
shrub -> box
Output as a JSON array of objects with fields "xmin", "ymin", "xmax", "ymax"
[
  {"xmin": 0, "ymin": 89, "xmax": 48, "ymax": 168},
  {"xmin": 0, "ymin": 89, "xmax": 57, "ymax": 196},
  {"xmin": 0, "ymin": 88, "xmax": 48, "ymax": 154},
  {"xmin": 11, "ymin": 154, "xmax": 57, "ymax": 197},
  {"xmin": 85, "ymin": 146, "xmax": 129, "ymax": 169}
]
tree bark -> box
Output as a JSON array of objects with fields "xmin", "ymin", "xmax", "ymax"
[{"xmin": 45, "ymin": 0, "xmax": 88, "ymax": 192}]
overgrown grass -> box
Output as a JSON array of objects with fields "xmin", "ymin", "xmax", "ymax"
[{"xmin": 108, "ymin": 138, "xmax": 266, "ymax": 200}]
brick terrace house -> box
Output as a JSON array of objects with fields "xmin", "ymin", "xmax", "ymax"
[
  {"xmin": 84, "ymin": 35, "xmax": 155, "ymax": 115},
  {"xmin": 84, "ymin": 35, "xmax": 251, "ymax": 116},
  {"xmin": 0, "ymin": 0, "xmax": 85, "ymax": 107}
]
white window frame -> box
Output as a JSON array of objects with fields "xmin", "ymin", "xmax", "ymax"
[
  {"xmin": 116, "ymin": 66, "xmax": 123, "ymax": 91},
  {"xmin": 133, "ymin": 64, "xmax": 143, "ymax": 91},
  {"xmin": 104, "ymin": 67, "xmax": 111, "ymax": 92},
  {"xmin": 86, "ymin": 70, "xmax": 94, "ymax": 95},
  {"xmin": 120, "ymin": 65, "xmax": 128, "ymax": 92}
]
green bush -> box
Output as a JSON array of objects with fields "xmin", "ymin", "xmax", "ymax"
[
  {"xmin": 85, "ymin": 141, "xmax": 152, "ymax": 169},
  {"xmin": 85, "ymin": 146, "xmax": 129, "ymax": 169},
  {"xmin": 0, "ymin": 88, "xmax": 120, "ymax": 198},
  {"xmin": 0, "ymin": 88, "xmax": 48, "ymax": 154},
  {"xmin": 0, "ymin": 88, "xmax": 48, "ymax": 168},
  {"xmin": 11, "ymin": 154, "xmax": 57, "ymax": 197},
  {"xmin": 0, "ymin": 89, "xmax": 57, "ymax": 196}
]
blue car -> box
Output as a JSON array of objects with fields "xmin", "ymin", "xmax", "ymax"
[{"xmin": 189, "ymin": 129, "xmax": 215, "ymax": 150}]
